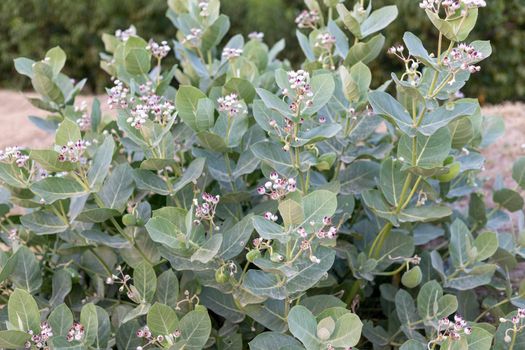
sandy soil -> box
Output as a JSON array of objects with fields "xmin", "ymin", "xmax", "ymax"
[{"xmin": 0, "ymin": 89, "xmax": 523, "ymax": 184}]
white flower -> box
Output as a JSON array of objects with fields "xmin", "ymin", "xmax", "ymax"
[
  {"xmin": 115, "ymin": 26, "xmax": 136, "ymax": 41},
  {"xmin": 222, "ymin": 47, "xmax": 243, "ymax": 60}
]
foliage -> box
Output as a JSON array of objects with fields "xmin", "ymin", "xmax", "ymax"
[{"xmin": 1, "ymin": 0, "xmax": 525, "ymax": 349}]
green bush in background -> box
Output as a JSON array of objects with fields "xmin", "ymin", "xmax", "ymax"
[{"xmin": 1, "ymin": 0, "xmax": 523, "ymax": 102}]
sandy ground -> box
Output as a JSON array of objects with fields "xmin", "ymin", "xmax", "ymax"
[{"xmin": 0, "ymin": 89, "xmax": 523, "ymax": 184}]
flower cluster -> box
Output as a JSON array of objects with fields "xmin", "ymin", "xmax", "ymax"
[
  {"xmin": 198, "ymin": 1, "xmax": 209, "ymax": 17},
  {"xmin": 295, "ymin": 10, "xmax": 320, "ymax": 29},
  {"xmin": 500, "ymin": 308, "xmax": 525, "ymax": 343},
  {"xmin": 387, "ymin": 45, "xmax": 423, "ymax": 85},
  {"xmin": 297, "ymin": 216, "xmax": 338, "ymax": 240},
  {"xmin": 182, "ymin": 28, "xmax": 203, "ymax": 46},
  {"xmin": 75, "ymin": 101, "xmax": 91, "ymax": 131},
  {"xmin": 222, "ymin": 47, "xmax": 243, "ymax": 60},
  {"xmin": 24, "ymin": 322, "xmax": 53, "ymax": 349},
  {"xmin": 108, "ymin": 79, "xmax": 130, "ymax": 109},
  {"xmin": 420, "ymin": 0, "xmax": 486, "ymax": 15},
  {"xmin": 248, "ymin": 32, "xmax": 264, "ymax": 41},
  {"xmin": 58, "ymin": 140, "xmax": 90, "ymax": 163},
  {"xmin": 315, "ymin": 33, "xmax": 336, "ymax": 51},
  {"xmin": 443, "ymin": 43, "xmax": 483, "ymax": 74},
  {"xmin": 115, "ymin": 26, "xmax": 136, "ymax": 42},
  {"xmin": 136, "ymin": 325, "xmax": 181, "ymax": 350},
  {"xmin": 217, "ymin": 93, "xmax": 245, "ymax": 117},
  {"xmin": 106, "ymin": 265, "xmax": 137, "ymax": 300},
  {"xmin": 66, "ymin": 322, "xmax": 85, "ymax": 342},
  {"xmin": 146, "ymin": 40, "xmax": 171, "ymax": 60},
  {"xmin": 119, "ymin": 81, "xmax": 175, "ymax": 129},
  {"xmin": 257, "ymin": 172, "xmax": 297, "ymax": 200},
  {"xmin": 284, "ymin": 70, "xmax": 314, "ymax": 113},
  {"xmin": 0, "ymin": 146, "xmax": 29, "ymax": 167},
  {"xmin": 194, "ymin": 193, "xmax": 220, "ymax": 226},
  {"xmin": 427, "ymin": 315, "xmax": 471, "ymax": 347}
]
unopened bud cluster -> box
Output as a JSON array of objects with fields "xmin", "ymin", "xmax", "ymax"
[
  {"xmin": 222, "ymin": 47, "xmax": 243, "ymax": 60},
  {"xmin": 198, "ymin": 1, "xmax": 209, "ymax": 17},
  {"xmin": 182, "ymin": 28, "xmax": 203, "ymax": 47},
  {"xmin": 0, "ymin": 146, "xmax": 29, "ymax": 168},
  {"xmin": 58, "ymin": 140, "xmax": 90, "ymax": 163},
  {"xmin": 295, "ymin": 10, "xmax": 320, "ymax": 29},
  {"xmin": 284, "ymin": 70, "xmax": 314, "ymax": 114},
  {"xmin": 315, "ymin": 33, "xmax": 336, "ymax": 51},
  {"xmin": 428, "ymin": 315, "xmax": 471, "ymax": 346},
  {"xmin": 443, "ymin": 43, "xmax": 483, "ymax": 74},
  {"xmin": 66, "ymin": 322, "xmax": 85, "ymax": 342},
  {"xmin": 248, "ymin": 32, "xmax": 264, "ymax": 41},
  {"xmin": 115, "ymin": 26, "xmax": 136, "ymax": 42},
  {"xmin": 75, "ymin": 101, "xmax": 91, "ymax": 131},
  {"xmin": 217, "ymin": 93, "xmax": 246, "ymax": 117},
  {"xmin": 24, "ymin": 321, "xmax": 53, "ymax": 349},
  {"xmin": 146, "ymin": 40, "xmax": 171, "ymax": 60},
  {"xmin": 135, "ymin": 325, "xmax": 179, "ymax": 349},
  {"xmin": 257, "ymin": 172, "xmax": 297, "ymax": 200},
  {"xmin": 194, "ymin": 192, "xmax": 220, "ymax": 226}
]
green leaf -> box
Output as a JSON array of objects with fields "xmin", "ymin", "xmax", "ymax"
[
  {"xmin": 340, "ymin": 62, "xmax": 371, "ymax": 103},
  {"xmin": 369, "ymin": 91, "xmax": 415, "ymax": 136},
  {"xmin": 30, "ymin": 149, "xmax": 76, "ymax": 172},
  {"xmin": 419, "ymin": 101, "xmax": 478, "ymax": 136},
  {"xmin": 340, "ymin": 160, "xmax": 380, "ymax": 194},
  {"xmin": 0, "ymin": 330, "xmax": 31, "ymax": 349},
  {"xmin": 201, "ymin": 14, "xmax": 230, "ymax": 52},
  {"xmin": 279, "ymin": 199, "xmax": 304, "ymax": 228},
  {"xmin": 0, "ymin": 162, "xmax": 27, "ymax": 188},
  {"xmin": 256, "ymin": 88, "xmax": 292, "ymax": 117},
  {"xmin": 80, "ymin": 230, "xmax": 132, "ymax": 249},
  {"xmin": 30, "ymin": 177, "xmax": 86, "ymax": 204},
  {"xmin": 285, "ymin": 247, "xmax": 336, "ymax": 295},
  {"xmin": 329, "ymin": 312, "xmax": 363, "ymax": 348},
  {"xmin": 417, "ymin": 281, "xmax": 457, "ymax": 323},
  {"xmin": 191, "ymin": 234, "xmax": 223, "ymax": 263},
  {"xmin": 243, "ymin": 270, "xmax": 287, "ymax": 299},
  {"xmin": 200, "ymin": 287, "xmax": 244, "ymax": 323},
  {"xmin": 178, "ymin": 306, "xmax": 212, "ymax": 350},
  {"xmin": 360, "ymin": 5, "xmax": 398, "ymax": 38},
  {"xmin": 302, "ymin": 74, "xmax": 335, "ymax": 116},
  {"xmin": 449, "ymin": 219, "xmax": 473, "ymax": 268},
  {"xmin": 172, "ymin": 158, "xmax": 205, "ymax": 194},
  {"xmin": 80, "ymin": 303, "xmax": 98, "ymax": 346},
  {"xmin": 395, "ymin": 289, "xmax": 419, "ymax": 325},
  {"xmin": 155, "ymin": 269, "xmax": 179, "ymax": 308},
  {"xmin": 288, "ymin": 305, "xmax": 322, "ymax": 349},
  {"xmin": 474, "ymin": 231, "xmax": 498, "ymax": 261},
  {"xmin": 403, "ymin": 32, "xmax": 437, "ymax": 69},
  {"xmin": 251, "ymin": 141, "xmax": 297, "ymax": 178},
  {"xmin": 14, "ymin": 57, "xmax": 35, "ymax": 78},
  {"xmin": 55, "ymin": 118, "xmax": 81, "ymax": 146},
  {"xmin": 49, "ymin": 269, "xmax": 72, "ymax": 307},
  {"xmin": 45, "ymin": 46, "xmax": 67, "ymax": 77},
  {"xmin": 219, "ymin": 214, "xmax": 254, "ymax": 259},
  {"xmin": 77, "ymin": 208, "xmax": 120, "ymax": 223},
  {"xmin": 398, "ymin": 205, "xmax": 452, "ymax": 223},
  {"xmin": 116, "ymin": 320, "xmax": 142, "ymax": 350},
  {"xmin": 145, "ymin": 216, "xmax": 181, "ymax": 248},
  {"xmin": 176, "ymin": 85, "xmax": 208, "ymax": 131},
  {"xmin": 379, "ymin": 158, "xmax": 407, "ymax": 207},
  {"xmin": 445, "ymin": 264, "xmax": 497, "ymax": 290},
  {"xmin": 253, "ymin": 216, "xmax": 289, "ymax": 243},
  {"xmin": 10, "ymin": 247, "xmax": 42, "ymax": 293},
  {"xmin": 31, "ymin": 62, "xmax": 64, "ymax": 103},
  {"xmin": 301, "ymin": 190, "xmax": 337, "ymax": 227},
  {"xmin": 397, "ymin": 128, "xmax": 452, "ymax": 176},
  {"xmin": 21, "ymin": 210, "xmax": 68, "ymax": 235},
  {"xmin": 133, "ymin": 261, "xmax": 157, "ymax": 303},
  {"xmin": 87, "ymin": 136, "xmax": 115, "ymax": 190},
  {"xmin": 249, "ymin": 332, "xmax": 304, "ymax": 350},
  {"xmin": 345, "ymin": 34, "xmax": 385, "ymax": 65},
  {"xmin": 245, "ymin": 300, "xmax": 287, "ymax": 332},
  {"xmin": 512, "ymin": 157, "xmax": 525, "ymax": 189},
  {"xmin": 493, "ymin": 188, "xmax": 524, "ymax": 212},
  {"xmin": 132, "ymin": 169, "xmax": 169, "ymax": 195},
  {"xmin": 147, "ymin": 303, "xmax": 179, "ymax": 336},
  {"xmin": 8, "ymin": 289, "xmax": 40, "ymax": 333},
  {"xmin": 99, "ymin": 163, "xmax": 135, "ymax": 212},
  {"xmin": 48, "ymin": 304, "xmax": 74, "ymax": 337},
  {"xmin": 224, "ymin": 77, "xmax": 256, "ymax": 103},
  {"xmin": 426, "ymin": 8, "xmax": 478, "ymax": 42},
  {"xmin": 124, "ymin": 36, "xmax": 151, "ymax": 75}
]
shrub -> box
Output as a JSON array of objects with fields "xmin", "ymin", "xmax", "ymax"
[{"xmin": 1, "ymin": 0, "xmax": 525, "ymax": 349}]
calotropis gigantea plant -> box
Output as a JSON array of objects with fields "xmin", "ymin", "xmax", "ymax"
[{"xmin": 2, "ymin": 0, "xmax": 525, "ymax": 349}]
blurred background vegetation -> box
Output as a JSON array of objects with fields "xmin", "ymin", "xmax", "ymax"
[{"xmin": 0, "ymin": 0, "xmax": 523, "ymax": 103}]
